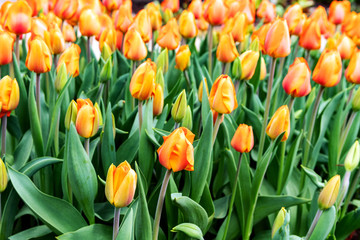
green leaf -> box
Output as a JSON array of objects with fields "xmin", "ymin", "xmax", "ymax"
[
  {"xmin": 79, "ymin": 60, "xmax": 95, "ymax": 95},
  {"xmin": 241, "ymin": 104, "xmax": 262, "ymax": 140},
  {"xmin": 57, "ymin": 224, "xmax": 112, "ymax": 240},
  {"xmin": 116, "ymin": 131, "xmax": 139, "ymax": 164},
  {"xmin": 8, "ymin": 167, "xmax": 87, "ymax": 235},
  {"xmin": 117, "ymin": 208, "xmax": 135, "ymax": 240},
  {"xmin": 301, "ymin": 165, "xmax": 324, "ymax": 188},
  {"xmin": 249, "ymin": 51, "xmax": 262, "ymax": 91},
  {"xmin": 20, "ymin": 157, "xmax": 62, "ymax": 177},
  {"xmin": 201, "ymin": 78, "xmax": 211, "ymax": 127},
  {"xmin": 309, "ymin": 207, "xmax": 336, "ymax": 240},
  {"xmin": 101, "ymin": 104, "xmax": 116, "ymax": 172},
  {"xmin": 13, "ymin": 130, "xmax": 33, "ymax": 170},
  {"xmin": 66, "ymin": 124, "xmax": 98, "ymax": 224},
  {"xmin": 171, "ymin": 223, "xmax": 204, "ymax": 240},
  {"xmin": 336, "ymin": 208, "xmax": 360, "ymax": 240},
  {"xmin": 9, "ymin": 225, "xmax": 51, "ymax": 240}
]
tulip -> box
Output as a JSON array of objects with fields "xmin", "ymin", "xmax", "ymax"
[
  {"xmin": 115, "ymin": 30, "xmax": 123, "ymax": 52},
  {"xmin": 5, "ymin": 0, "xmax": 32, "ymax": 35},
  {"xmin": 130, "ymin": 59, "xmax": 156, "ymax": 101},
  {"xmin": 171, "ymin": 90, "xmax": 187, "ymax": 123},
  {"xmin": 256, "ymin": 0, "xmax": 276, "ymax": 23},
  {"xmin": 79, "ymin": 9, "xmax": 101, "ymax": 37},
  {"xmin": 272, "ymin": 208, "xmax": 287, "ymax": 238},
  {"xmin": 26, "ymin": 37, "xmax": 52, "ymax": 74},
  {"xmin": 40, "ymin": 11, "xmax": 62, "ymax": 29},
  {"xmin": 231, "ymin": 124, "xmax": 254, "ymax": 153},
  {"xmin": 231, "ymin": 12, "xmax": 247, "ymax": 43},
  {"xmin": 209, "ymin": 75, "xmax": 238, "ymax": 114},
  {"xmin": 161, "ymin": 0, "xmax": 179, "ymax": 13},
  {"xmin": 188, "ymin": 0, "xmax": 202, "ymax": 19},
  {"xmin": 55, "ymin": 63, "xmax": 67, "ymax": 92},
  {"xmin": 64, "ymin": 100, "xmax": 77, "ymax": 130},
  {"xmin": 62, "ymin": 23, "xmax": 76, "ymax": 43},
  {"xmin": 282, "ymin": 57, "xmax": 311, "ymax": 98},
  {"xmin": 329, "ymin": 0, "xmax": 351, "ymax": 25},
  {"xmin": 102, "ymin": 43, "xmax": 112, "ymax": 61},
  {"xmin": 54, "ymin": 0, "xmax": 78, "ymax": 20},
  {"xmin": 57, "ymin": 43, "xmax": 81, "ymax": 77},
  {"xmin": 123, "ymin": 28, "xmax": 148, "ymax": 61},
  {"xmin": 0, "ymin": 2, "xmax": 12, "ymax": 27},
  {"xmin": 239, "ymin": 50, "xmax": 260, "ymax": 80},
  {"xmin": 99, "ymin": 27, "xmax": 116, "ymax": 53},
  {"xmin": 31, "ymin": 17, "xmax": 48, "ymax": 39},
  {"xmin": 318, "ymin": 175, "xmax": 340, "ymax": 210},
  {"xmin": 260, "ymin": 57, "xmax": 267, "ymax": 80},
  {"xmin": 341, "ymin": 11, "xmax": 357, "ymax": 38},
  {"xmin": 226, "ymin": 0, "xmax": 241, "ymax": 19},
  {"xmin": 146, "ymin": 2, "xmax": 162, "ymax": 31},
  {"xmin": 156, "ymin": 18, "xmax": 181, "ymax": 50},
  {"xmin": 181, "ymin": 106, "xmax": 193, "ymax": 130},
  {"xmin": 352, "ymin": 87, "xmax": 360, "ymax": 111},
  {"xmin": 47, "ymin": 23, "xmax": 66, "ymax": 55},
  {"xmin": 131, "ymin": 9, "xmax": 152, "ymax": 43},
  {"xmin": 156, "ymin": 48, "xmax": 169, "ymax": 74},
  {"xmin": 299, "ymin": 19, "xmax": 321, "ymax": 50},
  {"xmin": 0, "ymin": 76, "xmax": 20, "ymax": 118},
  {"xmin": 345, "ymin": 49, "xmax": 360, "ymax": 84},
  {"xmin": 179, "ymin": 10, "xmax": 198, "ymax": 39},
  {"xmin": 198, "ymin": 79, "xmax": 209, "ymax": 103},
  {"xmin": 96, "ymin": 13, "xmax": 113, "ymax": 41},
  {"xmin": 345, "ymin": 141, "xmax": 360, "ymax": 172},
  {"xmin": 175, "ymin": 45, "xmax": 191, "ymax": 71},
  {"xmin": 0, "ymin": 30, "xmax": 15, "ymax": 66},
  {"xmin": 204, "ymin": 0, "xmax": 226, "ymax": 26},
  {"xmin": 115, "ymin": 4, "xmax": 133, "ymax": 33},
  {"xmin": 312, "ymin": 48, "xmax": 342, "ymax": 88},
  {"xmin": 75, "ymin": 98, "xmax": 101, "ymax": 138},
  {"xmin": 0, "ymin": 157, "xmax": 7, "ymax": 193},
  {"xmin": 266, "ymin": 105, "xmax": 290, "ymax": 142},
  {"xmin": 251, "ymin": 23, "xmax": 271, "ymax": 52},
  {"xmin": 103, "ymin": 0, "xmax": 122, "ymax": 12},
  {"xmin": 238, "ymin": 0, "xmax": 255, "ymax": 23},
  {"xmin": 310, "ymin": 6, "xmax": 335, "ymax": 38},
  {"xmin": 197, "ymin": 17, "xmax": 209, "ymax": 31},
  {"xmin": 264, "ymin": 18, "xmax": 291, "ymax": 58},
  {"xmin": 157, "ymin": 127, "xmax": 195, "ymax": 172},
  {"xmin": 293, "ymin": 13, "xmax": 306, "ymax": 36},
  {"xmin": 284, "ymin": 4, "xmax": 303, "ymax": 35},
  {"xmin": 216, "ymin": 33, "xmax": 239, "ymax": 63},
  {"xmin": 152, "ymin": 84, "xmax": 164, "ymax": 116},
  {"xmin": 337, "ymin": 34, "xmax": 356, "ymax": 60}
]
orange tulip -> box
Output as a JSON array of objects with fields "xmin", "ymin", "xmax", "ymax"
[
  {"xmin": 345, "ymin": 14, "xmax": 360, "ymax": 45},
  {"xmin": 146, "ymin": 2, "xmax": 162, "ymax": 31},
  {"xmin": 238, "ymin": 0, "xmax": 255, "ymax": 23},
  {"xmin": 31, "ymin": 17, "xmax": 48, "ymax": 39},
  {"xmin": 197, "ymin": 17, "xmax": 209, "ymax": 31},
  {"xmin": 337, "ymin": 34, "xmax": 356, "ymax": 60},
  {"xmin": 99, "ymin": 27, "xmax": 116, "ymax": 53},
  {"xmin": 57, "ymin": 43, "xmax": 81, "ymax": 77},
  {"xmin": 130, "ymin": 59, "xmax": 156, "ymax": 101},
  {"xmin": 329, "ymin": 0, "xmax": 351, "ymax": 25},
  {"xmin": 116, "ymin": 30, "xmax": 123, "ymax": 51},
  {"xmin": 231, "ymin": 124, "xmax": 254, "ymax": 153},
  {"xmin": 231, "ymin": 12, "xmax": 247, "ymax": 43},
  {"xmin": 103, "ymin": 0, "xmax": 122, "ymax": 12},
  {"xmin": 75, "ymin": 98, "xmax": 100, "ymax": 138},
  {"xmin": 0, "ymin": 30, "xmax": 15, "ymax": 66},
  {"xmin": 123, "ymin": 28, "xmax": 147, "ymax": 61},
  {"xmin": 26, "ymin": 0, "xmax": 48, "ymax": 17},
  {"xmin": 209, "ymin": 74, "xmax": 238, "ymax": 114},
  {"xmin": 62, "ymin": 23, "xmax": 76, "ymax": 42},
  {"xmin": 105, "ymin": 161, "xmax": 137, "ymax": 208},
  {"xmin": 152, "ymin": 84, "xmax": 164, "ymax": 116},
  {"xmin": 283, "ymin": 3, "xmax": 303, "ymax": 35},
  {"xmin": 252, "ymin": 23, "xmax": 271, "ymax": 51},
  {"xmin": 130, "ymin": 9, "xmax": 152, "ymax": 43},
  {"xmin": 256, "ymin": 0, "xmax": 276, "ymax": 23},
  {"xmin": 47, "ymin": 23, "xmax": 66, "ymax": 55},
  {"xmin": 175, "ymin": 45, "xmax": 191, "ymax": 71},
  {"xmin": 345, "ymin": 49, "xmax": 360, "ymax": 84},
  {"xmin": 157, "ymin": 18, "xmax": 181, "ymax": 50},
  {"xmin": 264, "ymin": 18, "xmax": 291, "ymax": 58},
  {"xmin": 0, "ymin": 2, "xmax": 13, "ymax": 27},
  {"xmin": 157, "ymin": 127, "xmax": 195, "ymax": 172},
  {"xmin": 226, "ymin": 0, "xmax": 241, "ymax": 19},
  {"xmin": 293, "ymin": 13, "xmax": 306, "ymax": 36},
  {"xmin": 96, "ymin": 13, "xmax": 113, "ymax": 41},
  {"xmin": 260, "ymin": 57, "xmax": 267, "ymax": 80},
  {"xmin": 26, "ymin": 37, "xmax": 52, "ymax": 74},
  {"xmin": 299, "ymin": 19, "xmax": 321, "ymax": 50},
  {"xmin": 266, "ymin": 105, "xmax": 290, "ymax": 142},
  {"xmin": 179, "ymin": 10, "xmax": 198, "ymax": 39},
  {"xmin": 198, "ymin": 78, "xmax": 209, "ymax": 102},
  {"xmin": 114, "ymin": 4, "xmax": 133, "ymax": 33},
  {"xmin": 204, "ymin": 0, "xmax": 227, "ymax": 26},
  {"xmin": 0, "ymin": 76, "xmax": 20, "ymax": 118},
  {"xmin": 216, "ymin": 33, "xmax": 239, "ymax": 63},
  {"xmin": 188, "ymin": 0, "xmax": 202, "ymax": 19},
  {"xmin": 313, "ymin": 48, "xmax": 342, "ymax": 88},
  {"xmin": 161, "ymin": 0, "xmax": 179, "ymax": 13},
  {"xmin": 282, "ymin": 57, "xmax": 311, "ymax": 98},
  {"xmin": 40, "ymin": 12, "xmax": 62, "ymax": 29},
  {"xmin": 5, "ymin": 0, "xmax": 32, "ymax": 35},
  {"xmin": 341, "ymin": 11, "xmax": 356, "ymax": 37},
  {"xmin": 54, "ymin": 0, "xmax": 78, "ymax": 20},
  {"xmin": 318, "ymin": 175, "xmax": 340, "ymax": 210},
  {"xmin": 239, "ymin": 50, "xmax": 259, "ymax": 80},
  {"xmin": 310, "ymin": 6, "xmax": 335, "ymax": 38},
  {"xmin": 79, "ymin": 9, "xmax": 101, "ymax": 37}
]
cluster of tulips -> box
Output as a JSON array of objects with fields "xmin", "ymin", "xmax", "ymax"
[{"xmin": 1, "ymin": 0, "xmax": 360, "ymax": 239}]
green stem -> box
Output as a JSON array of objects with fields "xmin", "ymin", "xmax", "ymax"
[
  {"xmin": 87, "ymin": 37, "xmax": 91, "ymax": 63},
  {"xmin": 223, "ymin": 153, "xmax": 243, "ymax": 240},
  {"xmin": 208, "ymin": 25, "xmax": 213, "ymax": 78},
  {"xmin": 138, "ymin": 101, "xmax": 143, "ymax": 134},
  {"xmin": 222, "ymin": 62, "xmax": 230, "ymax": 75},
  {"xmin": 84, "ymin": 138, "xmax": 90, "ymax": 156},
  {"xmin": 258, "ymin": 57, "xmax": 276, "ymax": 162},
  {"xmin": 305, "ymin": 50, "xmax": 310, "ymax": 62},
  {"xmin": 54, "ymin": 109, "xmax": 60, "ymax": 157},
  {"xmin": 174, "ymin": 122, "xmax": 180, "ymax": 130},
  {"xmin": 237, "ymin": 42, "xmax": 242, "ymax": 54},
  {"xmin": 341, "ymin": 166, "xmax": 360, "ymax": 218},
  {"xmin": 337, "ymin": 171, "xmax": 351, "ymax": 212},
  {"xmin": 112, "ymin": 207, "xmax": 121, "ymax": 240},
  {"xmin": 288, "ymin": 96, "xmax": 295, "ymax": 113},
  {"xmin": 153, "ymin": 169, "xmax": 172, "ymax": 240},
  {"xmin": 36, "ymin": 73, "xmax": 41, "ymax": 122},
  {"xmin": 96, "ymin": 83, "xmax": 105, "ymax": 104},
  {"xmin": 212, "ymin": 113, "xmax": 222, "ymax": 146},
  {"xmin": 184, "ymin": 70, "xmax": 191, "ymax": 90},
  {"xmin": 277, "ymin": 142, "xmax": 286, "ymax": 195},
  {"xmin": 1, "ymin": 115, "xmax": 7, "ymax": 158},
  {"xmin": 54, "ymin": 54, "xmax": 58, "ymax": 68},
  {"xmin": 305, "ymin": 209, "xmax": 323, "ymax": 240},
  {"xmin": 15, "ymin": 35, "xmax": 20, "ymax": 64},
  {"xmin": 104, "ymin": 81, "xmax": 110, "ymax": 108}
]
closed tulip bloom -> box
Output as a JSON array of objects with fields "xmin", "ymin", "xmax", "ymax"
[
  {"xmin": 26, "ymin": 0, "xmax": 48, "ymax": 16},
  {"xmin": 96, "ymin": 13, "xmax": 113, "ymax": 41},
  {"xmin": 266, "ymin": 105, "xmax": 290, "ymax": 141},
  {"xmin": 231, "ymin": 12, "xmax": 247, "ymax": 43},
  {"xmin": 282, "ymin": 57, "xmax": 311, "ymax": 98},
  {"xmin": 157, "ymin": 18, "xmax": 181, "ymax": 50},
  {"xmin": 0, "ymin": 2, "xmax": 12, "ymax": 27},
  {"xmin": 238, "ymin": 0, "xmax": 255, "ymax": 23},
  {"xmin": 130, "ymin": 59, "xmax": 156, "ymax": 101},
  {"xmin": 54, "ymin": 0, "xmax": 78, "ymax": 20},
  {"xmin": 299, "ymin": 19, "xmax": 321, "ymax": 50},
  {"xmin": 0, "ymin": 76, "xmax": 20, "ymax": 118},
  {"xmin": 157, "ymin": 127, "xmax": 195, "ymax": 172},
  {"xmin": 99, "ymin": 27, "xmax": 116, "ymax": 52},
  {"xmin": 231, "ymin": 124, "xmax": 254, "ymax": 153},
  {"xmin": 204, "ymin": 0, "xmax": 226, "ymax": 26},
  {"xmin": 216, "ymin": 33, "xmax": 239, "ymax": 63},
  {"xmin": 124, "ymin": 28, "xmax": 148, "ymax": 61},
  {"xmin": 5, "ymin": 0, "xmax": 32, "ymax": 35},
  {"xmin": 264, "ymin": 18, "xmax": 291, "ymax": 58},
  {"xmin": 260, "ymin": 57, "xmax": 267, "ymax": 80},
  {"xmin": 313, "ymin": 48, "xmax": 342, "ymax": 88},
  {"xmin": 57, "ymin": 43, "xmax": 81, "ymax": 77},
  {"xmin": 284, "ymin": 3, "xmax": 303, "ymax": 35},
  {"xmin": 318, "ymin": 175, "xmax": 340, "ymax": 210},
  {"xmin": 47, "ymin": 23, "xmax": 66, "ymax": 55},
  {"xmin": 341, "ymin": 11, "xmax": 356, "ymax": 37},
  {"xmin": 103, "ymin": 0, "xmax": 121, "ymax": 12},
  {"xmin": 252, "ymin": 23, "xmax": 271, "ymax": 51},
  {"xmin": 310, "ymin": 6, "xmax": 334, "ymax": 38},
  {"xmin": 179, "ymin": 10, "xmax": 198, "ymax": 39},
  {"xmin": 272, "ymin": 208, "xmax": 287, "ymax": 238},
  {"xmin": 116, "ymin": 30, "xmax": 123, "ymax": 51},
  {"xmin": 40, "ymin": 11, "xmax": 62, "ymax": 28},
  {"xmin": 256, "ymin": 0, "xmax": 276, "ymax": 23},
  {"xmin": 161, "ymin": 0, "xmax": 179, "ymax": 13},
  {"xmin": 172, "ymin": 90, "xmax": 187, "ymax": 123},
  {"xmin": 345, "ymin": 49, "xmax": 360, "ymax": 84},
  {"xmin": 105, "ymin": 161, "xmax": 137, "ymax": 208},
  {"xmin": 26, "ymin": 37, "xmax": 52, "ymax": 74},
  {"xmin": 131, "ymin": 9, "xmax": 152, "ymax": 43},
  {"xmin": 152, "ymin": 84, "xmax": 164, "ymax": 116},
  {"xmin": 239, "ymin": 50, "xmax": 260, "ymax": 80},
  {"xmin": 0, "ymin": 158, "xmax": 7, "ymax": 192},
  {"xmin": 198, "ymin": 79, "xmax": 209, "ymax": 102},
  {"xmin": 79, "ymin": 9, "xmax": 101, "ymax": 37},
  {"xmin": 188, "ymin": 0, "xmax": 202, "ymax": 19},
  {"xmin": 329, "ymin": 0, "xmax": 350, "ymax": 25},
  {"xmin": 0, "ymin": 30, "xmax": 15, "ymax": 66},
  {"xmin": 209, "ymin": 75, "xmax": 238, "ymax": 114},
  {"xmin": 226, "ymin": 0, "xmax": 242, "ymax": 19},
  {"xmin": 64, "ymin": 100, "xmax": 77, "ymax": 130},
  {"xmin": 344, "ymin": 141, "xmax": 360, "ymax": 172},
  {"xmin": 146, "ymin": 2, "xmax": 162, "ymax": 31},
  {"xmin": 197, "ymin": 17, "xmax": 209, "ymax": 31},
  {"xmin": 293, "ymin": 13, "xmax": 306, "ymax": 36},
  {"xmin": 75, "ymin": 98, "xmax": 100, "ymax": 138},
  {"xmin": 337, "ymin": 34, "xmax": 356, "ymax": 60},
  {"xmin": 62, "ymin": 23, "xmax": 76, "ymax": 42},
  {"xmin": 115, "ymin": 4, "xmax": 133, "ymax": 33},
  {"xmin": 31, "ymin": 17, "xmax": 48, "ymax": 39},
  {"xmin": 175, "ymin": 45, "xmax": 191, "ymax": 71}
]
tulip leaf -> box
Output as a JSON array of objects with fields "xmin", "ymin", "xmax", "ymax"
[
  {"xmin": 110, "ymin": 74, "xmax": 128, "ymax": 105},
  {"xmin": 301, "ymin": 165, "xmax": 324, "ymax": 188},
  {"xmin": 116, "ymin": 131, "xmax": 139, "ymax": 164},
  {"xmin": 335, "ymin": 207, "xmax": 360, "ymax": 240},
  {"xmin": 171, "ymin": 223, "xmax": 204, "ymax": 240},
  {"xmin": 57, "ymin": 224, "xmax": 112, "ymax": 240},
  {"xmin": 164, "ymin": 75, "xmax": 183, "ymax": 110},
  {"xmin": 13, "ymin": 130, "xmax": 33, "ymax": 170},
  {"xmin": 201, "ymin": 78, "xmax": 211, "ymax": 128},
  {"xmin": 79, "ymin": 60, "xmax": 95, "ymax": 95},
  {"xmin": 20, "ymin": 157, "xmax": 62, "ymax": 177},
  {"xmin": 66, "ymin": 124, "xmax": 98, "ymax": 224},
  {"xmin": 101, "ymin": 104, "xmax": 116, "ymax": 173},
  {"xmin": 241, "ymin": 104, "xmax": 262, "ymax": 141},
  {"xmin": 8, "ymin": 225, "xmax": 51, "ymax": 240},
  {"xmin": 124, "ymin": 66, "xmax": 133, "ymax": 118},
  {"xmin": 309, "ymin": 207, "xmax": 336, "ymax": 240},
  {"xmin": 7, "ymin": 167, "xmax": 87, "ymax": 235},
  {"xmin": 117, "ymin": 208, "xmax": 135, "ymax": 240},
  {"xmin": 191, "ymin": 111, "xmax": 213, "ymax": 202}
]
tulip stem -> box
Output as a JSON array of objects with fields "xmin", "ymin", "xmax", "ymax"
[
  {"xmin": 305, "ymin": 209, "xmax": 323, "ymax": 240},
  {"xmin": 276, "ymin": 142, "xmax": 286, "ymax": 195},
  {"xmin": 36, "ymin": 74, "xmax": 41, "ymax": 122},
  {"xmin": 54, "ymin": 110, "xmax": 60, "ymax": 156},
  {"xmin": 184, "ymin": 70, "xmax": 191, "ymax": 90},
  {"xmin": 208, "ymin": 25, "xmax": 213, "ymax": 78},
  {"xmin": 54, "ymin": 54, "xmax": 58, "ymax": 68},
  {"xmin": 86, "ymin": 37, "xmax": 91, "ymax": 63},
  {"xmin": 337, "ymin": 170, "xmax": 351, "ymax": 212},
  {"xmin": 222, "ymin": 62, "xmax": 230, "ymax": 75},
  {"xmin": 138, "ymin": 101, "xmax": 143, "ymax": 133},
  {"xmin": 112, "ymin": 207, "xmax": 121, "ymax": 240},
  {"xmin": 1, "ymin": 115, "xmax": 7, "ymax": 157},
  {"xmin": 223, "ymin": 153, "xmax": 243, "ymax": 240},
  {"xmin": 237, "ymin": 42, "xmax": 242, "ymax": 54},
  {"xmin": 84, "ymin": 138, "xmax": 90, "ymax": 156},
  {"xmin": 300, "ymin": 86, "xmax": 324, "ymax": 190},
  {"xmin": 341, "ymin": 166, "xmax": 360, "ymax": 218},
  {"xmin": 305, "ymin": 50, "xmax": 310, "ymax": 62},
  {"xmin": 153, "ymin": 169, "xmax": 172, "ymax": 240},
  {"xmin": 212, "ymin": 113, "xmax": 223, "ymax": 146},
  {"xmin": 288, "ymin": 96, "xmax": 295, "ymax": 113},
  {"xmin": 258, "ymin": 57, "xmax": 276, "ymax": 163},
  {"xmin": 0, "ymin": 193, "xmax": 2, "ymax": 221},
  {"xmin": 15, "ymin": 35, "xmax": 20, "ymax": 64}
]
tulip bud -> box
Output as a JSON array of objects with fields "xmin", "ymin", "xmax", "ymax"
[
  {"xmin": 124, "ymin": 28, "xmax": 148, "ymax": 61},
  {"xmin": 188, "ymin": 0, "xmax": 202, "ymax": 19},
  {"xmin": 64, "ymin": 100, "xmax": 77, "ymax": 130},
  {"xmin": 101, "ymin": 43, "xmax": 112, "ymax": 61},
  {"xmin": 99, "ymin": 27, "xmax": 116, "ymax": 54},
  {"xmin": 0, "ymin": 30, "xmax": 15, "ymax": 66},
  {"xmin": 105, "ymin": 161, "xmax": 137, "ymax": 208},
  {"xmin": 249, "ymin": 37, "xmax": 260, "ymax": 52},
  {"xmin": 0, "ymin": 76, "xmax": 20, "ymax": 118},
  {"xmin": 318, "ymin": 175, "xmax": 340, "ymax": 210},
  {"xmin": 181, "ymin": 106, "xmax": 193, "ymax": 130},
  {"xmin": 62, "ymin": 23, "xmax": 76, "ymax": 43},
  {"xmin": 47, "ymin": 23, "xmax": 66, "ymax": 55},
  {"xmin": 239, "ymin": 50, "xmax": 260, "ymax": 80},
  {"xmin": 152, "ymin": 84, "xmax": 164, "ymax": 117},
  {"xmin": 282, "ymin": 57, "xmax": 311, "ymax": 98},
  {"xmin": 26, "ymin": 37, "xmax": 52, "ymax": 74},
  {"xmin": 157, "ymin": 127, "xmax": 195, "ymax": 172},
  {"xmin": 130, "ymin": 59, "xmax": 156, "ymax": 101},
  {"xmin": 232, "ymin": 57, "xmax": 242, "ymax": 80},
  {"xmin": 95, "ymin": 102, "xmax": 103, "ymax": 127},
  {"xmin": 284, "ymin": 4, "xmax": 303, "ymax": 35},
  {"xmin": 131, "ymin": 9, "xmax": 152, "ymax": 43},
  {"xmin": 156, "ymin": 68, "xmax": 165, "ymax": 90},
  {"xmin": 75, "ymin": 99, "xmax": 101, "ymax": 138},
  {"xmin": 100, "ymin": 59, "xmax": 112, "ymax": 83},
  {"xmin": 156, "ymin": 18, "xmax": 181, "ymax": 50},
  {"xmin": 260, "ymin": 57, "xmax": 267, "ymax": 81},
  {"xmin": 272, "ymin": 207, "xmax": 287, "ymax": 238},
  {"xmin": 209, "ymin": 75, "xmax": 238, "ymax": 114},
  {"xmin": 79, "ymin": 9, "xmax": 101, "ymax": 37},
  {"xmin": 172, "ymin": 90, "xmax": 187, "ymax": 123},
  {"xmin": 54, "ymin": 0, "xmax": 78, "ymax": 20},
  {"xmin": 345, "ymin": 49, "xmax": 360, "ymax": 84},
  {"xmin": 352, "ymin": 88, "xmax": 360, "ymax": 111},
  {"xmin": 115, "ymin": 4, "xmax": 133, "ymax": 33},
  {"xmin": 299, "ymin": 19, "xmax": 321, "ymax": 50},
  {"xmin": 231, "ymin": 124, "xmax": 254, "ymax": 153},
  {"xmin": 198, "ymin": 79, "xmax": 209, "ymax": 103},
  {"xmin": 157, "ymin": 48, "xmax": 169, "ymax": 74},
  {"xmin": 345, "ymin": 141, "xmax": 360, "ymax": 172},
  {"xmin": 179, "ymin": 10, "xmax": 198, "ymax": 39},
  {"xmin": 57, "ymin": 44, "xmax": 81, "ymax": 77},
  {"xmin": 175, "ymin": 45, "xmax": 191, "ymax": 71},
  {"xmin": 266, "ymin": 105, "xmax": 290, "ymax": 142},
  {"xmin": 55, "ymin": 63, "xmax": 67, "ymax": 93},
  {"xmin": 216, "ymin": 33, "xmax": 239, "ymax": 63},
  {"xmin": 264, "ymin": 18, "xmax": 291, "ymax": 58},
  {"xmin": 146, "ymin": 2, "xmax": 162, "ymax": 31},
  {"xmin": 0, "ymin": 158, "xmax": 7, "ymax": 192},
  {"xmin": 312, "ymin": 49, "xmax": 342, "ymax": 88},
  {"xmin": 163, "ymin": 9, "xmax": 173, "ymax": 23}
]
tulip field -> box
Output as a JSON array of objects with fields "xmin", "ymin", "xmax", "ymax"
[{"xmin": 2, "ymin": 0, "xmax": 360, "ymax": 239}]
